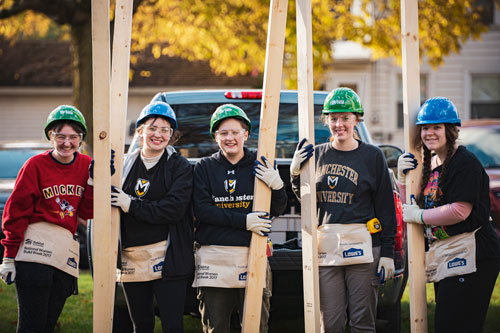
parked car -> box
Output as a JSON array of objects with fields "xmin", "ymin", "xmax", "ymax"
[
  {"xmin": 459, "ymin": 119, "xmax": 500, "ymax": 238},
  {"xmin": 0, "ymin": 141, "xmax": 89, "ymax": 268},
  {"xmin": 88, "ymin": 89, "xmax": 407, "ymax": 332}
]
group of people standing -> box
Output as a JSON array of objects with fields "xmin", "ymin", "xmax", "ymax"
[{"xmin": 1, "ymin": 87, "xmax": 499, "ymax": 333}]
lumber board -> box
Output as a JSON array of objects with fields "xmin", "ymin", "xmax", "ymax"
[
  {"xmin": 91, "ymin": 0, "xmax": 113, "ymax": 331},
  {"xmin": 296, "ymin": 0, "xmax": 320, "ymax": 331},
  {"xmin": 400, "ymin": 0, "xmax": 427, "ymax": 331},
  {"xmin": 109, "ymin": 0, "xmax": 134, "ymax": 276},
  {"xmin": 241, "ymin": 0, "xmax": 289, "ymax": 331}
]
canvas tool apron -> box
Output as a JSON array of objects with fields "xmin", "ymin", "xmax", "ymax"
[
  {"xmin": 425, "ymin": 228, "xmax": 479, "ymax": 283},
  {"xmin": 117, "ymin": 240, "xmax": 167, "ymax": 282},
  {"xmin": 317, "ymin": 223, "xmax": 373, "ymax": 266},
  {"xmin": 15, "ymin": 222, "xmax": 80, "ymax": 278},
  {"xmin": 193, "ymin": 245, "xmax": 262, "ymax": 289}
]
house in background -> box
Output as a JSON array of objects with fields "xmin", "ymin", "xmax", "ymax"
[
  {"xmin": 0, "ymin": 5, "xmax": 499, "ymax": 148},
  {"xmin": 323, "ymin": 5, "xmax": 500, "ymax": 146},
  {"xmin": 0, "ymin": 39, "xmax": 261, "ymax": 145}
]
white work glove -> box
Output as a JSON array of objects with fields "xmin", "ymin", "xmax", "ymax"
[
  {"xmin": 403, "ymin": 195, "xmax": 425, "ymax": 224},
  {"xmin": 111, "ymin": 186, "xmax": 133, "ymax": 213},
  {"xmin": 254, "ymin": 156, "xmax": 284, "ymax": 190},
  {"xmin": 290, "ymin": 138, "xmax": 314, "ymax": 176},
  {"xmin": 397, "ymin": 152, "xmax": 417, "ymax": 184},
  {"xmin": 377, "ymin": 257, "xmax": 395, "ymax": 284},
  {"xmin": 0, "ymin": 258, "xmax": 16, "ymax": 285},
  {"xmin": 246, "ymin": 212, "xmax": 272, "ymax": 236}
]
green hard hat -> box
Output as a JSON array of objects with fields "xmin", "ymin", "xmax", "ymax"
[
  {"xmin": 44, "ymin": 105, "xmax": 87, "ymax": 140},
  {"xmin": 322, "ymin": 87, "xmax": 364, "ymax": 116},
  {"xmin": 210, "ymin": 104, "xmax": 251, "ymax": 138}
]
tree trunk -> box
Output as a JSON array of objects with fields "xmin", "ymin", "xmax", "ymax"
[{"xmin": 71, "ymin": 17, "xmax": 94, "ymax": 155}]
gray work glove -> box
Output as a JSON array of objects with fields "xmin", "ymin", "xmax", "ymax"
[
  {"xmin": 377, "ymin": 257, "xmax": 395, "ymax": 284},
  {"xmin": 111, "ymin": 186, "xmax": 133, "ymax": 213},
  {"xmin": 0, "ymin": 258, "xmax": 16, "ymax": 285},
  {"xmin": 397, "ymin": 152, "xmax": 417, "ymax": 184},
  {"xmin": 290, "ymin": 138, "xmax": 314, "ymax": 176},
  {"xmin": 246, "ymin": 212, "xmax": 271, "ymax": 236},
  {"xmin": 254, "ymin": 156, "xmax": 284, "ymax": 190}
]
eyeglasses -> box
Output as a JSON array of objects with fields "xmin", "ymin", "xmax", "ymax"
[
  {"xmin": 215, "ymin": 129, "xmax": 247, "ymax": 138},
  {"xmin": 52, "ymin": 132, "xmax": 83, "ymax": 143},
  {"xmin": 144, "ymin": 125, "xmax": 173, "ymax": 136},
  {"xmin": 329, "ymin": 115, "xmax": 356, "ymax": 124}
]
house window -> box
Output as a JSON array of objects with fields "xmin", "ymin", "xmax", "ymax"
[
  {"xmin": 397, "ymin": 74, "xmax": 427, "ymax": 128},
  {"xmin": 471, "ymin": 74, "xmax": 500, "ymax": 119},
  {"xmin": 475, "ymin": 0, "xmax": 494, "ymax": 25}
]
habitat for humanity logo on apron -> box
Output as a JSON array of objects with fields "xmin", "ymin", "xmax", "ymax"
[
  {"xmin": 193, "ymin": 245, "xmax": 265, "ymax": 289},
  {"xmin": 16, "ymin": 222, "xmax": 80, "ymax": 278}
]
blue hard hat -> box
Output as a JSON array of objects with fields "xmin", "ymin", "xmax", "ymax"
[
  {"xmin": 416, "ymin": 97, "xmax": 461, "ymax": 127},
  {"xmin": 136, "ymin": 101, "xmax": 177, "ymax": 129}
]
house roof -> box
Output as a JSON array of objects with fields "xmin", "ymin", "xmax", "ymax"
[{"xmin": 0, "ymin": 39, "xmax": 262, "ymax": 88}]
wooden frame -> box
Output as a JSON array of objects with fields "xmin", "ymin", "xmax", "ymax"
[
  {"xmin": 91, "ymin": 0, "xmax": 112, "ymax": 330},
  {"xmin": 296, "ymin": 0, "xmax": 320, "ymax": 331},
  {"xmin": 241, "ymin": 0, "xmax": 289, "ymax": 331},
  {"xmin": 91, "ymin": 0, "xmax": 133, "ymax": 330},
  {"xmin": 400, "ymin": 0, "xmax": 427, "ymax": 331}
]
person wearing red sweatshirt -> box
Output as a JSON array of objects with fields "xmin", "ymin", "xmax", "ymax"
[{"xmin": 0, "ymin": 105, "xmax": 103, "ymax": 332}]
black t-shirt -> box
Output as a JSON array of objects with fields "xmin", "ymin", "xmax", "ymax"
[
  {"xmin": 425, "ymin": 146, "xmax": 500, "ymax": 260},
  {"xmin": 121, "ymin": 152, "xmax": 169, "ymax": 248}
]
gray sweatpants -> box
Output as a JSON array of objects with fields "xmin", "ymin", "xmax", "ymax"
[{"xmin": 319, "ymin": 246, "xmax": 381, "ymax": 333}]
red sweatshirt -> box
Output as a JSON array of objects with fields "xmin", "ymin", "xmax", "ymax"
[{"xmin": 1, "ymin": 151, "xmax": 93, "ymax": 258}]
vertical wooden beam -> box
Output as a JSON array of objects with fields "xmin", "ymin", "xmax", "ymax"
[
  {"xmin": 91, "ymin": 0, "xmax": 112, "ymax": 331},
  {"xmin": 400, "ymin": 0, "xmax": 427, "ymax": 331},
  {"xmin": 296, "ymin": 0, "xmax": 320, "ymax": 331},
  {"xmin": 242, "ymin": 0, "xmax": 288, "ymax": 331},
  {"xmin": 109, "ymin": 0, "xmax": 134, "ymax": 295}
]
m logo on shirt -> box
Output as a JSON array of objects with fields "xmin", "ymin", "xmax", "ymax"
[
  {"xmin": 135, "ymin": 178, "xmax": 150, "ymax": 197},
  {"xmin": 224, "ymin": 179, "xmax": 237, "ymax": 194},
  {"xmin": 328, "ymin": 176, "xmax": 338, "ymax": 189}
]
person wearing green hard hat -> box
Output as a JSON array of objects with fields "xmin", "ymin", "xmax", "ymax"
[
  {"xmin": 0, "ymin": 105, "xmax": 110, "ymax": 332},
  {"xmin": 397, "ymin": 97, "xmax": 500, "ymax": 332},
  {"xmin": 110, "ymin": 101, "xmax": 194, "ymax": 332},
  {"xmin": 192, "ymin": 104, "xmax": 287, "ymax": 332},
  {"xmin": 290, "ymin": 87, "xmax": 397, "ymax": 332}
]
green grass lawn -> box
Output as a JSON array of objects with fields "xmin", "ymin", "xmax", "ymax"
[{"xmin": 0, "ymin": 270, "xmax": 499, "ymax": 332}]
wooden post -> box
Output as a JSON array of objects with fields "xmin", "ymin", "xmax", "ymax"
[
  {"xmin": 400, "ymin": 0, "xmax": 427, "ymax": 331},
  {"xmin": 109, "ymin": 0, "xmax": 134, "ymax": 290},
  {"xmin": 296, "ymin": 0, "xmax": 320, "ymax": 331},
  {"xmin": 241, "ymin": 0, "xmax": 288, "ymax": 331},
  {"xmin": 92, "ymin": 1, "xmax": 133, "ymax": 331},
  {"xmin": 91, "ymin": 0, "xmax": 113, "ymax": 331}
]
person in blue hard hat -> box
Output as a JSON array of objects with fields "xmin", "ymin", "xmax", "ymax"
[
  {"xmin": 110, "ymin": 101, "xmax": 194, "ymax": 332},
  {"xmin": 290, "ymin": 87, "xmax": 397, "ymax": 332},
  {"xmin": 397, "ymin": 97, "xmax": 500, "ymax": 332}
]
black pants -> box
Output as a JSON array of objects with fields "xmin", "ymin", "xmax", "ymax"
[
  {"xmin": 434, "ymin": 257, "xmax": 500, "ymax": 333},
  {"xmin": 122, "ymin": 278, "xmax": 188, "ymax": 333},
  {"xmin": 15, "ymin": 261, "xmax": 74, "ymax": 333}
]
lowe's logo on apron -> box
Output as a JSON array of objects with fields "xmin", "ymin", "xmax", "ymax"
[
  {"xmin": 153, "ymin": 261, "xmax": 164, "ymax": 273},
  {"xmin": 447, "ymin": 257, "xmax": 466, "ymax": 269},
  {"xmin": 343, "ymin": 248, "xmax": 364, "ymax": 258},
  {"xmin": 238, "ymin": 272, "xmax": 247, "ymax": 281},
  {"xmin": 67, "ymin": 257, "xmax": 77, "ymax": 269}
]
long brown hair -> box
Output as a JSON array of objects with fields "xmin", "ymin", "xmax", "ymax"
[{"xmin": 413, "ymin": 123, "xmax": 459, "ymax": 207}]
